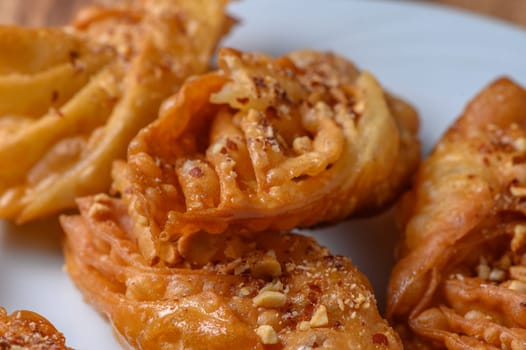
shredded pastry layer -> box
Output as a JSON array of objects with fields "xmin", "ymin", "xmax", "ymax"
[
  {"xmin": 0, "ymin": 0, "xmax": 232, "ymax": 222},
  {"xmin": 114, "ymin": 48, "xmax": 420, "ymax": 264},
  {"xmin": 387, "ymin": 78, "xmax": 526, "ymax": 349},
  {"xmin": 62, "ymin": 195, "xmax": 402, "ymax": 349}
]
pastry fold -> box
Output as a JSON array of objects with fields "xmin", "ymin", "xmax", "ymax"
[
  {"xmin": 387, "ymin": 78, "xmax": 526, "ymax": 349},
  {"xmin": 114, "ymin": 48, "xmax": 420, "ymax": 263},
  {"xmin": 0, "ymin": 0, "xmax": 232, "ymax": 223},
  {"xmin": 62, "ymin": 195, "xmax": 402, "ymax": 349}
]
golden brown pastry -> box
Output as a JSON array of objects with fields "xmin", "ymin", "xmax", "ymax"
[
  {"xmin": 0, "ymin": 0, "xmax": 232, "ymax": 223},
  {"xmin": 0, "ymin": 307, "xmax": 70, "ymax": 349},
  {"xmin": 387, "ymin": 77, "xmax": 526, "ymax": 349},
  {"xmin": 61, "ymin": 194, "xmax": 402, "ymax": 350},
  {"xmin": 114, "ymin": 47, "xmax": 420, "ymax": 264}
]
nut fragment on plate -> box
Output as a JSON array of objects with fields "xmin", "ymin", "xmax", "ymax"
[
  {"xmin": 113, "ymin": 47, "xmax": 420, "ymax": 264},
  {"xmin": 0, "ymin": 307, "xmax": 70, "ymax": 349},
  {"xmin": 61, "ymin": 196, "xmax": 402, "ymax": 349},
  {"xmin": 387, "ymin": 78, "xmax": 526, "ymax": 349},
  {"xmin": 0, "ymin": 0, "xmax": 232, "ymax": 223}
]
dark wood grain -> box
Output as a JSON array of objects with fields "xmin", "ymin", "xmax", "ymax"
[
  {"xmin": 434, "ymin": 0, "xmax": 526, "ymax": 28},
  {"xmin": 1, "ymin": 0, "xmax": 526, "ymax": 28},
  {"xmin": 0, "ymin": 0, "xmax": 112, "ymax": 27}
]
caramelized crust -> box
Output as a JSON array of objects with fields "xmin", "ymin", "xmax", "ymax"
[
  {"xmin": 61, "ymin": 195, "xmax": 402, "ymax": 350},
  {"xmin": 387, "ymin": 78, "xmax": 526, "ymax": 349},
  {"xmin": 0, "ymin": 0, "xmax": 231, "ymax": 223},
  {"xmin": 0, "ymin": 308, "xmax": 70, "ymax": 349},
  {"xmin": 114, "ymin": 48, "xmax": 420, "ymax": 263}
]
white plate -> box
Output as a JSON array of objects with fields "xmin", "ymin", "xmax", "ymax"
[{"xmin": 2, "ymin": 1, "xmax": 526, "ymax": 349}]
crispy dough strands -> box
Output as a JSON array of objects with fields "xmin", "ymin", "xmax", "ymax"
[
  {"xmin": 0, "ymin": 307, "xmax": 71, "ymax": 349},
  {"xmin": 0, "ymin": 0, "xmax": 232, "ymax": 223},
  {"xmin": 116, "ymin": 48, "xmax": 420, "ymax": 263},
  {"xmin": 61, "ymin": 195, "xmax": 402, "ymax": 349},
  {"xmin": 387, "ymin": 78, "xmax": 526, "ymax": 348}
]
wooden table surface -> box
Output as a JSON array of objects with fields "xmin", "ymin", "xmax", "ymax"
[{"xmin": 0, "ymin": 0, "xmax": 526, "ymax": 28}]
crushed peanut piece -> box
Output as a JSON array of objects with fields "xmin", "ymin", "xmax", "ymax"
[
  {"xmin": 510, "ymin": 185, "xmax": 526, "ymax": 197},
  {"xmin": 353, "ymin": 100, "xmax": 365, "ymax": 114},
  {"xmin": 239, "ymin": 287, "xmax": 251, "ymax": 297},
  {"xmin": 508, "ymin": 280, "xmax": 526, "ymax": 293},
  {"xmin": 512, "ymin": 225, "xmax": 526, "ymax": 252},
  {"xmin": 309, "ymin": 305, "xmax": 329, "ymax": 328},
  {"xmin": 234, "ymin": 262, "xmax": 249, "ymax": 275},
  {"xmin": 260, "ymin": 280, "xmax": 283, "ymax": 293},
  {"xmin": 488, "ymin": 268, "xmax": 506, "ymax": 282},
  {"xmin": 88, "ymin": 202, "xmax": 111, "ymax": 219},
  {"xmin": 510, "ymin": 265, "xmax": 526, "ymax": 282},
  {"xmin": 296, "ymin": 321, "xmax": 311, "ymax": 331},
  {"xmin": 354, "ymin": 293, "xmax": 366, "ymax": 308},
  {"xmin": 514, "ymin": 137, "xmax": 526, "ymax": 152},
  {"xmin": 10, "ymin": 346, "xmax": 27, "ymax": 350},
  {"xmin": 495, "ymin": 254, "xmax": 511, "ymax": 270},
  {"xmin": 255, "ymin": 325, "xmax": 278, "ymax": 345},
  {"xmin": 337, "ymin": 299, "xmax": 345, "ymax": 311},
  {"xmin": 93, "ymin": 193, "xmax": 112, "ymax": 204},
  {"xmin": 257, "ymin": 310, "xmax": 280, "ymax": 327},
  {"xmin": 252, "ymin": 253, "xmax": 282, "ymax": 278},
  {"xmin": 477, "ymin": 257, "xmax": 490, "ymax": 280},
  {"xmin": 253, "ymin": 291, "xmax": 287, "ymax": 308},
  {"xmin": 454, "ymin": 273, "xmax": 464, "ymax": 281},
  {"xmin": 464, "ymin": 310, "xmax": 491, "ymax": 320}
]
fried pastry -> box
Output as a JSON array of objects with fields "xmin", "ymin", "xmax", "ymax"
[
  {"xmin": 61, "ymin": 194, "xmax": 402, "ymax": 349},
  {"xmin": 0, "ymin": 0, "xmax": 232, "ymax": 223},
  {"xmin": 0, "ymin": 307, "xmax": 70, "ymax": 349},
  {"xmin": 114, "ymin": 47, "xmax": 420, "ymax": 263},
  {"xmin": 387, "ymin": 78, "xmax": 526, "ymax": 349}
]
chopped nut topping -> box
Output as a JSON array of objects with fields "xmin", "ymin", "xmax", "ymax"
[
  {"xmin": 512, "ymin": 225, "xmax": 526, "ymax": 252},
  {"xmin": 514, "ymin": 137, "xmax": 526, "ymax": 152},
  {"xmin": 239, "ymin": 287, "xmax": 251, "ymax": 297},
  {"xmin": 309, "ymin": 305, "xmax": 329, "ymax": 328},
  {"xmin": 88, "ymin": 202, "xmax": 111, "ymax": 219},
  {"xmin": 234, "ymin": 262, "xmax": 250, "ymax": 275},
  {"xmin": 354, "ymin": 293, "xmax": 367, "ymax": 308},
  {"xmin": 337, "ymin": 298, "xmax": 345, "ymax": 311},
  {"xmin": 257, "ymin": 310, "xmax": 280, "ymax": 327},
  {"xmin": 508, "ymin": 280, "xmax": 526, "ymax": 293},
  {"xmin": 255, "ymin": 325, "xmax": 278, "ymax": 345},
  {"xmin": 488, "ymin": 268, "xmax": 506, "ymax": 282},
  {"xmin": 510, "ymin": 266, "xmax": 526, "ymax": 282},
  {"xmin": 477, "ymin": 257, "xmax": 490, "ymax": 280},
  {"xmin": 353, "ymin": 100, "xmax": 365, "ymax": 114},
  {"xmin": 93, "ymin": 193, "xmax": 112, "ymax": 204},
  {"xmin": 464, "ymin": 310, "xmax": 491, "ymax": 320},
  {"xmin": 260, "ymin": 280, "xmax": 283, "ymax": 293},
  {"xmin": 253, "ymin": 291, "xmax": 287, "ymax": 308},
  {"xmin": 10, "ymin": 346, "xmax": 28, "ymax": 350},
  {"xmin": 296, "ymin": 321, "xmax": 311, "ymax": 331},
  {"xmin": 252, "ymin": 253, "xmax": 282, "ymax": 278},
  {"xmin": 510, "ymin": 185, "xmax": 526, "ymax": 197},
  {"xmin": 495, "ymin": 254, "xmax": 511, "ymax": 270}
]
